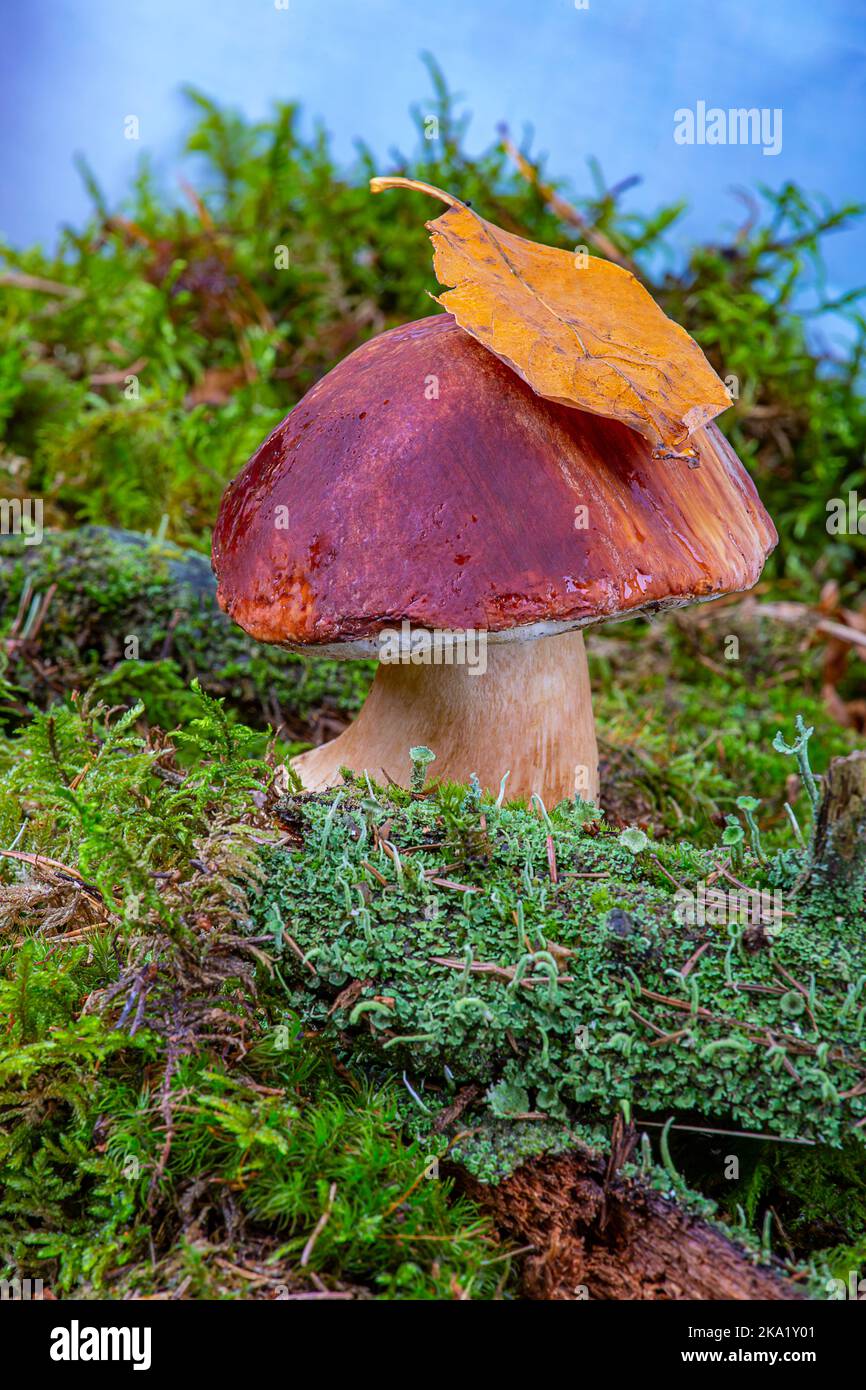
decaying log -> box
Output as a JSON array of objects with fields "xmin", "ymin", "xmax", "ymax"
[
  {"xmin": 455, "ymin": 1147, "xmax": 804, "ymax": 1301},
  {"xmin": 801, "ymin": 749, "xmax": 866, "ymax": 901}
]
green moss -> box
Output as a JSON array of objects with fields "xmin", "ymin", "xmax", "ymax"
[
  {"xmin": 722, "ymin": 1140, "xmax": 866, "ymax": 1260},
  {"xmin": 1, "ymin": 687, "xmax": 863, "ymax": 1289},
  {"xmin": 255, "ymin": 771, "xmax": 866, "ymax": 1185},
  {"xmin": 590, "ymin": 614, "xmax": 862, "ymax": 842},
  {"xmin": 0, "ymin": 527, "xmax": 370, "ymax": 740},
  {"xmin": 0, "ymin": 691, "xmax": 503, "ymax": 1299}
]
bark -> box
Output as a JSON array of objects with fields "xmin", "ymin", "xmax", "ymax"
[
  {"xmin": 455, "ymin": 1144, "xmax": 805, "ymax": 1301},
  {"xmin": 802, "ymin": 749, "xmax": 866, "ymax": 901}
]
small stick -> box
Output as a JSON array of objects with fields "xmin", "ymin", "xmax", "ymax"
[
  {"xmin": 680, "ymin": 942, "xmax": 711, "ymax": 978},
  {"xmin": 0, "ymin": 848, "xmax": 84, "ymax": 878},
  {"xmin": 546, "ymin": 834, "xmax": 558, "ymax": 884},
  {"xmin": 360, "ymin": 859, "xmax": 389, "ymax": 887},
  {"xmin": 284, "ymin": 933, "xmax": 317, "ymax": 975},
  {"xmin": 636, "ymin": 1119, "xmax": 815, "ymax": 1146},
  {"xmin": 300, "ymin": 1182, "xmax": 337, "ymax": 1266},
  {"xmin": 429, "ymin": 878, "xmax": 480, "ymax": 893},
  {"xmin": 629, "ymin": 1008, "xmax": 670, "ymax": 1039},
  {"xmin": 649, "ymin": 855, "xmax": 685, "ymax": 891}
]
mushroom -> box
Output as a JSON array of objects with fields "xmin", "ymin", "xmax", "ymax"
[{"xmin": 212, "ymin": 314, "xmax": 777, "ymax": 804}]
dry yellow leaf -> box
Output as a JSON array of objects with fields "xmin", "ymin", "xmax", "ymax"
[{"xmin": 370, "ymin": 176, "xmax": 731, "ymax": 457}]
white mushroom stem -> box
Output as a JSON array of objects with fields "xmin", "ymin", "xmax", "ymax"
[{"xmin": 291, "ymin": 629, "xmax": 600, "ymax": 806}]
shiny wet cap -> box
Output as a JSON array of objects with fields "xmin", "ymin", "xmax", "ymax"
[{"xmin": 212, "ymin": 313, "xmax": 777, "ymax": 654}]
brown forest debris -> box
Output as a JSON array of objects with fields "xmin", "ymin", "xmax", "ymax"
[
  {"xmin": 802, "ymin": 749, "xmax": 866, "ymax": 898},
  {"xmin": 455, "ymin": 1149, "xmax": 804, "ymax": 1301}
]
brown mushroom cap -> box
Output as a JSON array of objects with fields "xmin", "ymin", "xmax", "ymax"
[{"xmin": 212, "ymin": 313, "xmax": 777, "ymax": 652}]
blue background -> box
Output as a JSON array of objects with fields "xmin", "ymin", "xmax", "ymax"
[{"xmin": 1, "ymin": 0, "xmax": 864, "ymax": 312}]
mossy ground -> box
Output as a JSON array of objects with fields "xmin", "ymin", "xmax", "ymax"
[
  {"xmin": 0, "ymin": 690, "xmax": 505, "ymax": 1299},
  {"xmin": 0, "ymin": 532, "xmax": 864, "ymax": 1297},
  {"xmin": 1, "ymin": 67, "xmax": 864, "ymax": 1299},
  {"xmin": 0, "ymin": 527, "xmax": 371, "ymax": 746},
  {"xmin": 254, "ymin": 763, "xmax": 865, "ymax": 1271},
  {"xmin": 2, "ymin": 527, "xmax": 862, "ymax": 841}
]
